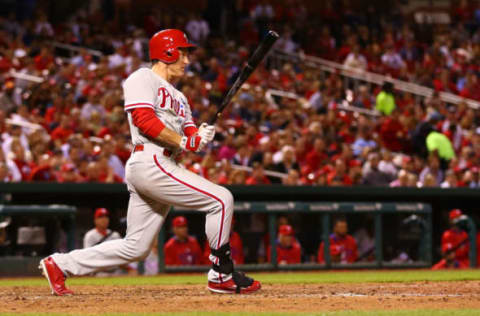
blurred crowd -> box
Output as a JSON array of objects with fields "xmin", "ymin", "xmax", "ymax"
[{"xmin": 1, "ymin": 0, "xmax": 480, "ymax": 187}]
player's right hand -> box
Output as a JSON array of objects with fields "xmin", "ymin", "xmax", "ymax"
[
  {"xmin": 180, "ymin": 135, "xmax": 204, "ymax": 152},
  {"xmin": 198, "ymin": 123, "xmax": 215, "ymax": 142}
]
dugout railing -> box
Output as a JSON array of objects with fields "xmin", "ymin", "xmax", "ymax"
[
  {"xmin": 0, "ymin": 205, "xmax": 77, "ymax": 276},
  {"xmin": 141, "ymin": 202, "xmax": 437, "ymax": 274}
]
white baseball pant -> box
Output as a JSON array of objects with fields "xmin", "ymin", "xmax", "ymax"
[{"xmin": 52, "ymin": 143, "xmax": 233, "ymax": 282}]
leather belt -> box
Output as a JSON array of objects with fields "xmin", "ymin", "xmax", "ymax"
[{"xmin": 133, "ymin": 144, "xmax": 172, "ymax": 157}]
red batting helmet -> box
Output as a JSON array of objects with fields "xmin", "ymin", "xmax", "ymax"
[{"xmin": 149, "ymin": 29, "xmax": 196, "ymax": 64}]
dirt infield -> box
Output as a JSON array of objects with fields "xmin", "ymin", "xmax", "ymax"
[{"xmin": 2, "ymin": 281, "xmax": 480, "ymax": 314}]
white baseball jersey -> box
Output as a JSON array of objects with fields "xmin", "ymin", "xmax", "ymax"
[
  {"xmin": 83, "ymin": 229, "xmax": 121, "ymax": 248},
  {"xmin": 123, "ymin": 67, "xmax": 196, "ymax": 152}
]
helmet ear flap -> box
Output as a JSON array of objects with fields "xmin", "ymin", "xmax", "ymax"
[
  {"xmin": 165, "ymin": 47, "xmax": 179, "ymax": 63},
  {"xmin": 149, "ymin": 29, "xmax": 194, "ymax": 63}
]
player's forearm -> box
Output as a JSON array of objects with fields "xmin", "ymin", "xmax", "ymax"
[{"xmin": 154, "ymin": 127, "xmax": 183, "ymax": 148}]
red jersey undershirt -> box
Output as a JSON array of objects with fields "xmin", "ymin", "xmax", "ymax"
[{"xmin": 130, "ymin": 108, "xmax": 197, "ymax": 138}]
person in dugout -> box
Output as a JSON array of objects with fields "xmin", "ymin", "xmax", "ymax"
[
  {"xmin": 477, "ymin": 232, "xmax": 480, "ymax": 267},
  {"xmin": 83, "ymin": 208, "xmax": 123, "ymax": 276},
  {"xmin": 441, "ymin": 209, "xmax": 469, "ymax": 267},
  {"xmin": 203, "ymin": 218, "xmax": 244, "ymax": 264},
  {"xmin": 317, "ymin": 217, "xmax": 358, "ymax": 264},
  {"xmin": 83, "ymin": 208, "xmax": 121, "ymax": 248},
  {"xmin": 163, "ymin": 216, "xmax": 203, "ymax": 265},
  {"xmin": 432, "ymin": 242, "xmax": 468, "ymax": 270},
  {"xmin": 267, "ymin": 224, "xmax": 302, "ymax": 264}
]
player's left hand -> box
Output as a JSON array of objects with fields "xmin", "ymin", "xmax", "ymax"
[
  {"xmin": 180, "ymin": 135, "xmax": 203, "ymax": 152},
  {"xmin": 198, "ymin": 123, "xmax": 215, "ymax": 142}
]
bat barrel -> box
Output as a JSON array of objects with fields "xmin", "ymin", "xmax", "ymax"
[{"xmin": 207, "ymin": 30, "xmax": 279, "ymax": 125}]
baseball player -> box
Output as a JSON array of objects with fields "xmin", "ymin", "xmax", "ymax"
[
  {"xmin": 317, "ymin": 217, "xmax": 358, "ymax": 264},
  {"xmin": 39, "ymin": 29, "xmax": 261, "ymax": 295},
  {"xmin": 440, "ymin": 209, "xmax": 469, "ymax": 267},
  {"xmin": 83, "ymin": 208, "xmax": 123, "ymax": 276},
  {"xmin": 432, "ymin": 242, "xmax": 469, "ymax": 270},
  {"xmin": 267, "ymin": 225, "xmax": 301, "ymax": 265},
  {"xmin": 164, "ymin": 216, "xmax": 203, "ymax": 265},
  {"xmin": 83, "ymin": 208, "xmax": 121, "ymax": 249}
]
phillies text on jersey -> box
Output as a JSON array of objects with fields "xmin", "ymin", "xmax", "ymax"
[{"xmin": 123, "ymin": 68, "xmax": 195, "ymax": 149}]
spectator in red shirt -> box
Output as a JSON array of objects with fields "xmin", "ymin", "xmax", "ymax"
[
  {"xmin": 305, "ymin": 138, "xmax": 327, "ymax": 171},
  {"xmin": 327, "ymin": 159, "xmax": 353, "ymax": 186},
  {"xmin": 0, "ymin": 53, "xmax": 12, "ymax": 73},
  {"xmin": 34, "ymin": 47, "xmax": 54, "ymax": 71},
  {"xmin": 44, "ymin": 97, "xmax": 66, "ymax": 126},
  {"xmin": 29, "ymin": 154, "xmax": 55, "ymax": 182},
  {"xmin": 433, "ymin": 69, "xmax": 458, "ymax": 94},
  {"xmin": 164, "ymin": 216, "xmax": 203, "ymax": 265},
  {"xmin": 50, "ymin": 115, "xmax": 73, "ymax": 143},
  {"xmin": 459, "ymin": 73, "xmax": 480, "ymax": 100},
  {"xmin": 113, "ymin": 134, "xmax": 131, "ymax": 165},
  {"xmin": 440, "ymin": 209, "xmax": 469, "ymax": 267},
  {"xmin": 83, "ymin": 161, "xmax": 122, "ymax": 183},
  {"xmin": 309, "ymin": 26, "xmax": 336, "ymax": 59},
  {"xmin": 379, "ymin": 107, "xmax": 408, "ymax": 152},
  {"xmin": 246, "ymin": 162, "xmax": 271, "ymax": 185},
  {"xmin": 267, "ymin": 225, "xmax": 301, "ymax": 265},
  {"xmin": 318, "ymin": 217, "xmax": 358, "ymax": 264},
  {"xmin": 294, "ymin": 136, "xmax": 309, "ymax": 167},
  {"xmin": 56, "ymin": 163, "xmax": 82, "ymax": 183},
  {"xmin": 337, "ymin": 35, "xmax": 355, "ymax": 63},
  {"xmin": 432, "ymin": 242, "xmax": 469, "ymax": 270},
  {"xmin": 0, "ymin": 109, "xmax": 6, "ymax": 134}
]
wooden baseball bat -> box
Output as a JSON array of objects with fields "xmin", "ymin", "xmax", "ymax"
[{"xmin": 208, "ymin": 30, "xmax": 279, "ymax": 125}]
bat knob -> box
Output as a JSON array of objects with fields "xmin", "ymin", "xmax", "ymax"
[{"xmin": 268, "ymin": 30, "xmax": 280, "ymax": 39}]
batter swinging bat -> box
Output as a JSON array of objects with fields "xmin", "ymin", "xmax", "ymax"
[{"xmin": 208, "ymin": 30, "xmax": 279, "ymax": 125}]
